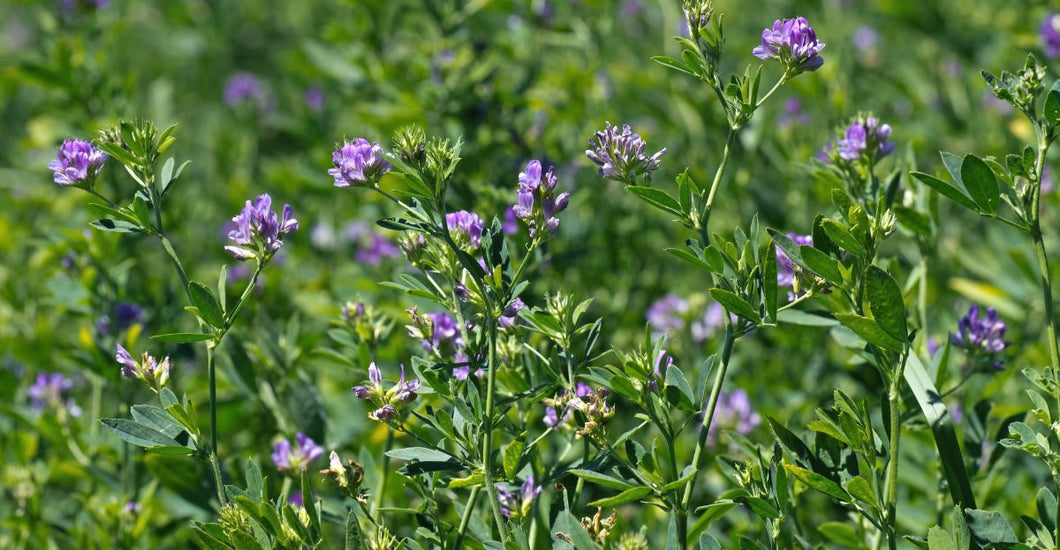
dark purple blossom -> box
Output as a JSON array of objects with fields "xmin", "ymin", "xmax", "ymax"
[
  {"xmin": 649, "ymin": 350, "xmax": 673, "ymax": 392},
  {"xmin": 271, "ymin": 432, "xmax": 325, "ymax": 472},
  {"xmin": 951, "ymin": 305, "xmax": 1008, "ymax": 368},
  {"xmin": 422, "ymin": 312, "xmax": 463, "ymax": 354},
  {"xmin": 445, "ymin": 210, "xmax": 485, "ymax": 249},
  {"xmin": 585, "ymin": 122, "xmax": 667, "ymax": 183},
  {"xmin": 499, "ymin": 297, "xmax": 525, "ymax": 328},
  {"xmin": 225, "ymin": 194, "xmax": 298, "ymax": 261},
  {"xmin": 114, "ymin": 344, "xmax": 170, "ymax": 390},
  {"xmin": 28, "ymin": 372, "xmax": 81, "ymax": 416},
  {"xmin": 512, "ymin": 160, "xmax": 569, "ymax": 238},
  {"xmin": 48, "ymin": 139, "xmax": 107, "ymax": 188},
  {"xmin": 706, "ymin": 388, "xmax": 761, "ymax": 445},
  {"xmin": 97, "ymin": 302, "xmax": 144, "ymax": 335},
  {"xmin": 330, "ymin": 139, "xmax": 392, "ymax": 188},
  {"xmin": 502, "ymin": 207, "xmax": 519, "ymax": 235},
  {"xmin": 1042, "ymin": 13, "xmax": 1060, "ymax": 58},
  {"xmin": 116, "ymin": 344, "xmax": 137, "ymax": 378},
  {"xmin": 497, "ymin": 476, "xmax": 543, "ymax": 518},
  {"xmin": 647, "ymin": 294, "xmax": 689, "ymax": 335},
  {"xmin": 752, "ymin": 17, "xmax": 825, "ymax": 74}
]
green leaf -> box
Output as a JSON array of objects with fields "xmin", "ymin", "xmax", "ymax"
[
  {"xmin": 301, "ymin": 469, "xmax": 320, "ymax": 536},
  {"xmin": 448, "ymin": 473, "xmax": 484, "ymax": 489},
  {"xmin": 665, "ymin": 363, "xmax": 697, "ymax": 411},
  {"xmin": 699, "ymin": 534, "xmax": 722, "ymax": 550},
  {"xmin": 189, "ymin": 282, "xmax": 225, "ymax": 328},
  {"xmin": 843, "ymin": 476, "xmax": 878, "ymax": 510},
  {"xmin": 911, "ymin": 171, "xmax": 977, "ymax": 211},
  {"xmin": 764, "ymin": 240, "xmax": 778, "ymax": 322},
  {"xmin": 819, "ymin": 522, "xmax": 861, "ymax": 547},
  {"xmin": 345, "ymin": 507, "xmax": 366, "ymax": 550},
  {"xmin": 799, "ymin": 245, "xmax": 844, "ymax": 286},
  {"xmin": 783, "ymin": 464, "xmax": 849, "ymax": 501},
  {"xmin": 146, "ymin": 445, "xmax": 196, "ymax": 456},
  {"xmin": 588, "ymin": 486, "xmax": 653, "ymax": 507},
  {"xmin": 709, "ymin": 289, "xmax": 760, "ymax": 325},
  {"xmin": 661, "ymin": 467, "xmax": 696, "ymax": 494},
  {"xmin": 960, "ymin": 155, "xmax": 999, "ymax": 214},
  {"xmin": 927, "ymin": 526, "xmax": 956, "ymax": 550},
  {"xmin": 100, "ymin": 418, "xmax": 181, "ymax": 448},
  {"xmin": 151, "ymin": 332, "xmax": 214, "ymax": 343},
  {"xmin": 736, "ymin": 496, "xmax": 780, "ymax": 519},
  {"xmin": 90, "ymin": 219, "xmax": 143, "ymax": 233},
  {"xmin": 964, "ymin": 509, "xmax": 1018, "ymax": 544},
  {"xmin": 665, "ymin": 248, "xmax": 721, "ymax": 274},
  {"xmin": 834, "ymin": 313, "xmax": 904, "ymax": 352},
  {"xmin": 1046, "ymin": 89, "xmax": 1060, "ymax": 128},
  {"xmin": 502, "ymin": 439, "xmax": 525, "ymax": 480},
  {"xmin": 865, "ymin": 266, "xmax": 907, "ymax": 342},
  {"xmin": 130, "ymin": 405, "xmax": 185, "ymax": 439},
  {"xmin": 568, "ymin": 469, "xmax": 634, "ymax": 491},
  {"xmin": 776, "ymin": 309, "xmax": 839, "ymax": 327},
  {"xmin": 903, "ymin": 354, "xmax": 976, "ymax": 509},
  {"xmin": 386, "ymin": 447, "xmax": 454, "ymax": 463},
  {"xmin": 893, "ymin": 206, "xmax": 932, "ymax": 237},
  {"xmin": 626, "ymin": 186, "xmax": 684, "ymax": 217},
  {"xmin": 651, "ymin": 55, "xmax": 696, "ymax": 77}
]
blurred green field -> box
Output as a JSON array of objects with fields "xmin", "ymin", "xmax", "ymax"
[{"xmin": 3, "ymin": 0, "xmax": 1060, "ymax": 548}]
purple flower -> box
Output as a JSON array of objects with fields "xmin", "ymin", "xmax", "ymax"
[
  {"xmin": 1042, "ymin": 13, "xmax": 1060, "ymax": 58},
  {"xmin": 706, "ymin": 388, "xmax": 761, "ymax": 446},
  {"xmin": 649, "ymin": 350, "xmax": 673, "ymax": 392},
  {"xmin": 445, "ymin": 210, "xmax": 485, "ymax": 249},
  {"xmin": 752, "ymin": 17, "xmax": 825, "ymax": 74},
  {"xmin": 576, "ymin": 382, "xmax": 594, "ymax": 398},
  {"xmin": 585, "ymin": 122, "xmax": 667, "ymax": 184},
  {"xmin": 351, "ymin": 362, "xmax": 422, "ymax": 421},
  {"xmin": 778, "ymin": 98, "xmax": 809, "ymax": 128},
  {"xmin": 48, "ymin": 139, "xmax": 107, "ymax": 188},
  {"xmin": 692, "ymin": 302, "xmax": 726, "ymax": 342},
  {"xmin": 355, "ymin": 233, "xmax": 401, "ymax": 265},
  {"xmin": 123, "ymin": 500, "xmax": 140, "ymax": 514},
  {"xmin": 777, "ymin": 233, "xmax": 812, "ymax": 292},
  {"xmin": 499, "ymin": 297, "xmax": 525, "ymax": 328},
  {"xmin": 304, "ymin": 87, "xmax": 324, "ymax": 111},
  {"xmin": 835, "ymin": 116, "xmax": 893, "ymax": 161},
  {"xmin": 647, "ymin": 294, "xmax": 689, "ymax": 335},
  {"xmin": 224, "ymin": 73, "xmax": 270, "ymax": 111},
  {"xmin": 951, "ymin": 305, "xmax": 1008, "ymax": 369},
  {"xmin": 512, "ymin": 160, "xmax": 569, "ymax": 238},
  {"xmin": 225, "ymin": 194, "xmax": 298, "ymax": 261},
  {"xmin": 497, "ymin": 476, "xmax": 543, "ymax": 518},
  {"xmin": 97, "ymin": 302, "xmax": 144, "ymax": 335},
  {"xmin": 28, "ymin": 372, "xmax": 81, "ymax": 416},
  {"xmin": 423, "ymin": 312, "xmax": 463, "ymax": 354},
  {"xmin": 271, "ymin": 432, "xmax": 324, "ymax": 472},
  {"xmin": 852, "ymin": 25, "xmax": 878, "ymax": 52},
  {"xmin": 329, "ymin": 139, "xmax": 392, "ymax": 188},
  {"xmin": 116, "ymin": 344, "xmax": 137, "ymax": 378},
  {"xmin": 502, "ymin": 207, "xmax": 519, "ymax": 235}
]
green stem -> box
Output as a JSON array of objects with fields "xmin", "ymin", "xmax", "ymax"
[
  {"xmin": 482, "ymin": 321, "xmax": 508, "ymax": 543},
  {"xmin": 883, "ymin": 377, "xmax": 902, "ymax": 550},
  {"xmin": 159, "ymin": 235, "xmax": 191, "ymax": 301},
  {"xmin": 678, "ymin": 324, "xmax": 736, "ymax": 548},
  {"xmin": 372, "ymin": 428, "xmax": 394, "ymax": 521},
  {"xmin": 1031, "ymin": 143, "xmax": 1060, "ymax": 411},
  {"xmin": 85, "ymin": 188, "xmax": 118, "ymax": 208},
  {"xmin": 754, "ymin": 74, "xmax": 789, "ymax": 109},
  {"xmin": 207, "ymin": 346, "xmax": 225, "ymax": 505},
  {"xmin": 453, "ymin": 486, "xmax": 481, "ymax": 550},
  {"xmin": 222, "ymin": 262, "xmax": 265, "ymax": 335},
  {"xmin": 698, "ymin": 129, "xmax": 738, "ymax": 245}
]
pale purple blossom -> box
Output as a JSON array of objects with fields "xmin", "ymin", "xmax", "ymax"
[
  {"xmin": 752, "ymin": 17, "xmax": 825, "ymax": 73},
  {"xmin": 116, "ymin": 344, "xmax": 137, "ymax": 378},
  {"xmin": 497, "ymin": 476, "xmax": 543, "ymax": 518},
  {"xmin": 48, "ymin": 139, "xmax": 107, "ymax": 188},
  {"xmin": 499, "ymin": 297, "xmax": 525, "ymax": 328},
  {"xmin": 834, "ymin": 116, "xmax": 894, "ymax": 161},
  {"xmin": 271, "ymin": 432, "xmax": 325, "ymax": 472},
  {"xmin": 691, "ymin": 302, "xmax": 726, "ymax": 342},
  {"xmin": 852, "ymin": 26, "xmax": 877, "ymax": 51},
  {"xmin": 224, "ymin": 73, "xmax": 270, "ymax": 111},
  {"xmin": 225, "ymin": 194, "xmax": 298, "ymax": 261},
  {"xmin": 445, "ymin": 210, "xmax": 485, "ymax": 249},
  {"xmin": 706, "ymin": 388, "xmax": 761, "ymax": 445},
  {"xmin": 355, "ymin": 233, "xmax": 401, "ymax": 265},
  {"xmin": 351, "ymin": 362, "xmax": 421, "ymax": 421},
  {"xmin": 1042, "ymin": 13, "xmax": 1060, "ymax": 58},
  {"xmin": 776, "ymin": 233, "xmax": 812, "ymax": 288},
  {"xmin": 647, "ymin": 294, "xmax": 689, "ymax": 335},
  {"xmin": 512, "ymin": 160, "xmax": 569, "ymax": 238},
  {"xmin": 28, "ymin": 372, "xmax": 81, "ymax": 416},
  {"xmin": 585, "ymin": 122, "xmax": 667, "ymax": 183},
  {"xmin": 329, "ymin": 139, "xmax": 392, "ymax": 187}
]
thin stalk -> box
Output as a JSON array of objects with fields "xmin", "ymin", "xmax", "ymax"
[
  {"xmin": 453, "ymin": 486, "xmax": 481, "ymax": 550},
  {"xmin": 85, "ymin": 188, "xmax": 118, "ymax": 208},
  {"xmin": 882, "ymin": 376, "xmax": 903, "ymax": 550},
  {"xmin": 678, "ymin": 324, "xmax": 736, "ymax": 548},
  {"xmin": 754, "ymin": 74, "xmax": 789, "ymax": 109},
  {"xmin": 207, "ymin": 346, "xmax": 225, "ymax": 505},
  {"xmin": 372, "ymin": 428, "xmax": 394, "ymax": 520},
  {"xmin": 698, "ymin": 129, "xmax": 737, "ymax": 245},
  {"xmin": 159, "ymin": 235, "xmax": 191, "ymax": 301},
  {"xmin": 481, "ymin": 321, "xmax": 508, "ymax": 542}
]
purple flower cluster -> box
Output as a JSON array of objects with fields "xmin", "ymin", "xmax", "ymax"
[
  {"xmin": 692, "ymin": 302, "xmax": 726, "ymax": 342},
  {"xmin": 48, "ymin": 139, "xmax": 107, "ymax": 188},
  {"xmin": 351, "ymin": 362, "xmax": 421, "ymax": 421},
  {"xmin": 835, "ymin": 116, "xmax": 894, "ymax": 161},
  {"xmin": 706, "ymin": 388, "xmax": 761, "ymax": 446},
  {"xmin": 543, "ymin": 382, "xmax": 593, "ymax": 428},
  {"xmin": 776, "ymin": 233, "xmax": 812, "ymax": 288},
  {"xmin": 497, "ymin": 476, "xmax": 543, "ymax": 519},
  {"xmin": 445, "ymin": 210, "xmax": 485, "ymax": 249},
  {"xmin": 585, "ymin": 122, "xmax": 667, "ymax": 184},
  {"xmin": 96, "ymin": 302, "xmax": 143, "ymax": 335},
  {"xmin": 423, "ymin": 312, "xmax": 464, "ymax": 354},
  {"xmin": 512, "ymin": 160, "xmax": 569, "ymax": 238},
  {"xmin": 647, "ymin": 294, "xmax": 689, "ymax": 335},
  {"xmin": 116, "ymin": 344, "xmax": 171, "ymax": 390},
  {"xmin": 271, "ymin": 432, "xmax": 324, "ymax": 472},
  {"xmin": 225, "ymin": 194, "xmax": 299, "ymax": 261},
  {"xmin": 28, "ymin": 372, "xmax": 81, "ymax": 416},
  {"xmin": 355, "ymin": 233, "xmax": 401, "ymax": 265},
  {"xmin": 752, "ymin": 17, "xmax": 825, "ymax": 74},
  {"xmin": 951, "ymin": 305, "xmax": 1008, "ymax": 368},
  {"xmin": 223, "ymin": 73, "xmax": 271, "ymax": 111},
  {"xmin": 330, "ymin": 139, "xmax": 392, "ymax": 188},
  {"xmin": 1043, "ymin": 13, "xmax": 1060, "ymax": 58},
  {"xmin": 499, "ymin": 297, "xmax": 525, "ymax": 328}
]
